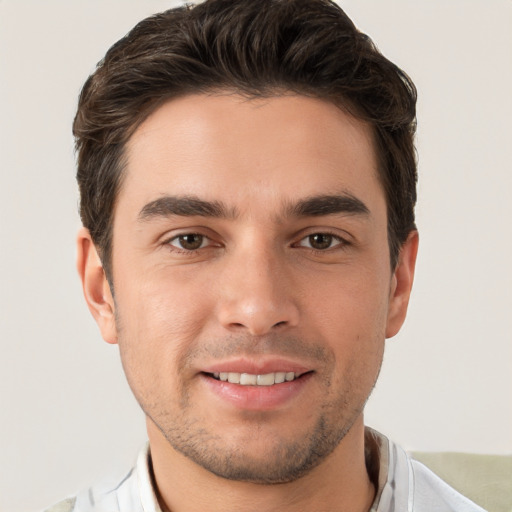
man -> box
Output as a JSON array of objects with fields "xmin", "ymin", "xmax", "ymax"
[{"xmin": 49, "ymin": 0, "xmax": 484, "ymax": 510}]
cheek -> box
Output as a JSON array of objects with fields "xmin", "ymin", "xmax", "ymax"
[
  {"xmin": 116, "ymin": 264, "xmax": 213, "ymax": 338},
  {"xmin": 304, "ymin": 263, "xmax": 391, "ymax": 335},
  {"xmin": 302, "ymin": 264, "xmax": 389, "ymax": 381},
  {"xmin": 114, "ymin": 270, "xmax": 214, "ymax": 391}
]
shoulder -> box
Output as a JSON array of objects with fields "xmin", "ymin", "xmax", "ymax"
[
  {"xmin": 409, "ymin": 458, "xmax": 487, "ymax": 512},
  {"xmin": 42, "ymin": 468, "xmax": 139, "ymax": 512},
  {"xmin": 367, "ymin": 428, "xmax": 486, "ymax": 512},
  {"xmin": 42, "ymin": 444, "xmax": 155, "ymax": 512}
]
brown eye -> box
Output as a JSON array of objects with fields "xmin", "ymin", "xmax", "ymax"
[
  {"xmin": 170, "ymin": 234, "xmax": 205, "ymax": 251},
  {"xmin": 296, "ymin": 232, "xmax": 345, "ymax": 251},
  {"xmin": 308, "ymin": 233, "xmax": 334, "ymax": 250}
]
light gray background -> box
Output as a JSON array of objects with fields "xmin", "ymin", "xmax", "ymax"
[{"xmin": 1, "ymin": 1, "xmax": 511, "ymax": 511}]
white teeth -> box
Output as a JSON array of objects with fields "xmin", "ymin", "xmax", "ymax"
[
  {"xmin": 227, "ymin": 372, "xmax": 240, "ymax": 384},
  {"xmin": 256, "ymin": 373, "xmax": 274, "ymax": 386},
  {"xmin": 240, "ymin": 373, "xmax": 257, "ymax": 385},
  {"xmin": 215, "ymin": 371, "xmax": 298, "ymax": 386},
  {"xmin": 274, "ymin": 372, "xmax": 286, "ymax": 384}
]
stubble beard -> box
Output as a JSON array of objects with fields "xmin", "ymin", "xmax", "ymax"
[
  {"xmin": 150, "ymin": 402, "xmax": 361, "ymax": 484},
  {"xmin": 118, "ymin": 322, "xmax": 382, "ymax": 485},
  {"xmin": 139, "ymin": 348, "xmax": 378, "ymax": 485}
]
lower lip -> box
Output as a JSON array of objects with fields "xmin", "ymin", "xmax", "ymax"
[{"xmin": 201, "ymin": 373, "xmax": 312, "ymax": 411}]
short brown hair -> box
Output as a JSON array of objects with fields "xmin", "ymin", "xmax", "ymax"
[{"xmin": 74, "ymin": 0, "xmax": 417, "ymax": 281}]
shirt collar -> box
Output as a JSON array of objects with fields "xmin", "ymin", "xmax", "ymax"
[{"xmin": 138, "ymin": 428, "xmax": 390, "ymax": 512}]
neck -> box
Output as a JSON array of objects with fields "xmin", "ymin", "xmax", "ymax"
[{"xmin": 148, "ymin": 416, "xmax": 376, "ymax": 512}]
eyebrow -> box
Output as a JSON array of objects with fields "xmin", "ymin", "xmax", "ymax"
[
  {"xmin": 137, "ymin": 193, "xmax": 370, "ymax": 222},
  {"xmin": 138, "ymin": 195, "xmax": 234, "ymax": 221},
  {"xmin": 289, "ymin": 194, "xmax": 370, "ymax": 218}
]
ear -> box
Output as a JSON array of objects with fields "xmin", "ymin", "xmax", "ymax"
[
  {"xmin": 385, "ymin": 231, "xmax": 419, "ymax": 339},
  {"xmin": 76, "ymin": 227, "xmax": 118, "ymax": 344}
]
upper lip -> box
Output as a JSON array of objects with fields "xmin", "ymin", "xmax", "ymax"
[{"xmin": 201, "ymin": 357, "xmax": 312, "ymax": 376}]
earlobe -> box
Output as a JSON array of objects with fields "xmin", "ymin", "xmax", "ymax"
[
  {"xmin": 385, "ymin": 231, "xmax": 419, "ymax": 339},
  {"xmin": 76, "ymin": 227, "xmax": 118, "ymax": 344}
]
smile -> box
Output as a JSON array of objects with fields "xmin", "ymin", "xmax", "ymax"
[
  {"xmin": 211, "ymin": 371, "xmax": 299, "ymax": 386},
  {"xmin": 202, "ymin": 368, "xmax": 313, "ymax": 409}
]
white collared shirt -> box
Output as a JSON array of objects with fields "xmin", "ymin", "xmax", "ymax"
[{"xmin": 45, "ymin": 429, "xmax": 486, "ymax": 512}]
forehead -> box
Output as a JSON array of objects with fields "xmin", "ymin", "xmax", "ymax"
[{"xmin": 120, "ymin": 93, "xmax": 383, "ymax": 219}]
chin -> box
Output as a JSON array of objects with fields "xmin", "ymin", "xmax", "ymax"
[{"xmin": 161, "ymin": 413, "xmax": 352, "ymax": 484}]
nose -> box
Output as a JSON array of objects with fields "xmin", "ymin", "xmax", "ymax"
[{"xmin": 216, "ymin": 245, "xmax": 300, "ymax": 336}]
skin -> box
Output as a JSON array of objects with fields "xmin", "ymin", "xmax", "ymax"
[{"xmin": 78, "ymin": 93, "xmax": 418, "ymax": 512}]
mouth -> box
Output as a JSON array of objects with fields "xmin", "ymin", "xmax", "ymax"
[
  {"xmin": 200, "ymin": 359, "xmax": 314, "ymax": 410},
  {"xmin": 206, "ymin": 370, "xmax": 308, "ymax": 386}
]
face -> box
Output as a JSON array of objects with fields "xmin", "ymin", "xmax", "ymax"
[{"xmin": 79, "ymin": 93, "xmax": 417, "ymax": 484}]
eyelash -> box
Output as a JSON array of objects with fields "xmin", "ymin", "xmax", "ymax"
[
  {"xmin": 163, "ymin": 231, "xmax": 349, "ymax": 255},
  {"xmin": 295, "ymin": 232, "xmax": 347, "ymax": 250},
  {"xmin": 165, "ymin": 233, "xmax": 213, "ymax": 255}
]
